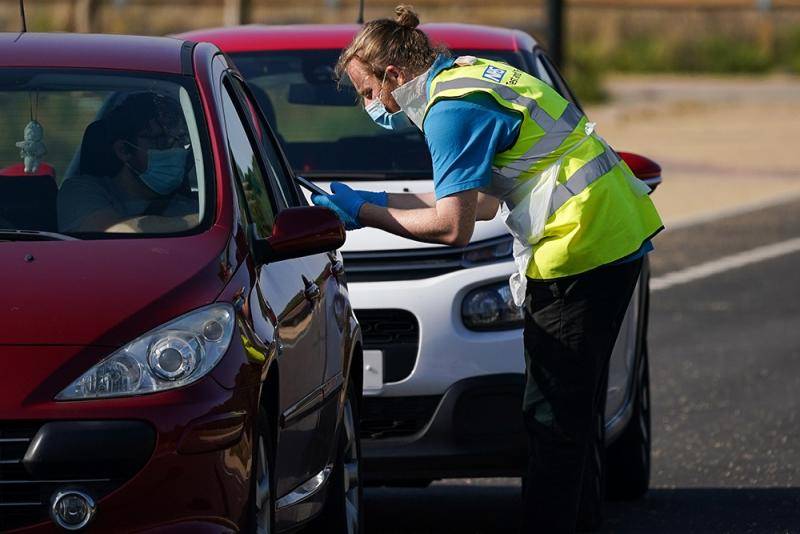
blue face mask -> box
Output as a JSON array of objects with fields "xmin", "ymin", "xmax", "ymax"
[
  {"xmin": 365, "ymin": 99, "xmax": 413, "ymax": 131},
  {"xmin": 364, "ymin": 70, "xmax": 414, "ymax": 131},
  {"xmin": 127, "ymin": 144, "xmax": 188, "ymax": 195}
]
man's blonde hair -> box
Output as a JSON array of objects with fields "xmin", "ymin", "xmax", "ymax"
[{"xmin": 336, "ymin": 5, "xmax": 444, "ymax": 82}]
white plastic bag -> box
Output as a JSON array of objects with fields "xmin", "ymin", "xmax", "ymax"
[
  {"xmin": 501, "ymin": 125, "xmax": 598, "ymax": 306},
  {"xmin": 500, "ymin": 161, "xmax": 560, "ymax": 306}
]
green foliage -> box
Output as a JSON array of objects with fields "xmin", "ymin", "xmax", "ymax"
[
  {"xmin": 564, "ymin": 48, "xmax": 609, "ymax": 104},
  {"xmin": 774, "ymin": 27, "xmax": 800, "ymax": 73},
  {"xmin": 590, "ymin": 34, "xmax": 772, "ymax": 74},
  {"xmin": 564, "ymin": 26, "xmax": 800, "ymax": 102}
]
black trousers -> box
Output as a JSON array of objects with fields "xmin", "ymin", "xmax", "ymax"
[{"xmin": 521, "ymin": 258, "xmax": 643, "ymax": 533}]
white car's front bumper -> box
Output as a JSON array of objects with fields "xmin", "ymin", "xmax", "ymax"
[{"xmin": 350, "ymin": 258, "xmax": 523, "ymax": 398}]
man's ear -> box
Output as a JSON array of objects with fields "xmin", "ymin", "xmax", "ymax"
[{"xmin": 385, "ymin": 65, "xmax": 407, "ymax": 86}]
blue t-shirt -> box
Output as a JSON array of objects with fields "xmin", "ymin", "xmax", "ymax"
[
  {"xmin": 423, "ymin": 57, "xmax": 520, "ymax": 200},
  {"xmin": 421, "ymin": 54, "xmax": 650, "ymax": 262}
]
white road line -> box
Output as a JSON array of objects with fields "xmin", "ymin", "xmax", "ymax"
[{"xmin": 651, "ymin": 237, "xmax": 800, "ymax": 291}]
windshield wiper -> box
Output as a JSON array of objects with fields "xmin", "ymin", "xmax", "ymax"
[{"xmin": 0, "ymin": 229, "xmax": 79, "ymax": 241}]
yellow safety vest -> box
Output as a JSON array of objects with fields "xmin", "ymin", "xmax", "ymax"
[{"xmin": 424, "ymin": 57, "xmax": 664, "ymax": 280}]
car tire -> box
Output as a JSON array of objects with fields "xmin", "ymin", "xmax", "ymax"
[
  {"xmin": 606, "ymin": 343, "xmax": 651, "ymax": 501},
  {"xmin": 576, "ymin": 385, "xmax": 607, "ymax": 533},
  {"xmin": 311, "ymin": 383, "xmax": 363, "ymax": 534},
  {"xmin": 246, "ymin": 406, "xmax": 275, "ymax": 534}
]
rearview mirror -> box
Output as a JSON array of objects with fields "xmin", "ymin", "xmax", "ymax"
[
  {"xmin": 255, "ymin": 207, "xmax": 345, "ymax": 263},
  {"xmin": 618, "ymin": 152, "xmax": 662, "ymax": 193}
]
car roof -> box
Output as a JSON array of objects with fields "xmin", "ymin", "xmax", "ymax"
[
  {"xmin": 0, "ymin": 32, "xmax": 191, "ymax": 74},
  {"xmin": 178, "ymin": 22, "xmax": 537, "ymax": 54}
]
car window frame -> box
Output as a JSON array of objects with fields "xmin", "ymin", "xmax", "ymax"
[
  {"xmin": 227, "ymin": 72, "xmax": 306, "ymax": 208},
  {"xmin": 219, "ymin": 73, "xmax": 280, "ymax": 240}
]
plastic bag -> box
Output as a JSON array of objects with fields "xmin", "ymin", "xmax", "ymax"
[{"xmin": 501, "ymin": 161, "xmax": 559, "ymax": 306}]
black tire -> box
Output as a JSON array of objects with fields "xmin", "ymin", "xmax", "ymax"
[
  {"xmin": 246, "ymin": 406, "xmax": 275, "ymax": 534},
  {"xmin": 311, "ymin": 383, "xmax": 363, "ymax": 534},
  {"xmin": 606, "ymin": 344, "xmax": 651, "ymax": 501},
  {"xmin": 576, "ymin": 386, "xmax": 607, "ymax": 533}
]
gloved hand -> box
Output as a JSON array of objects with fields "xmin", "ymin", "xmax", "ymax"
[
  {"xmin": 311, "ymin": 182, "xmax": 366, "ymax": 230},
  {"xmin": 354, "ymin": 189, "xmax": 388, "ymax": 207}
]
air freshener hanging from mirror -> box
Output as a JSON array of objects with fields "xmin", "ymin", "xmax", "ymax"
[{"xmin": 16, "ymin": 92, "xmax": 46, "ymax": 174}]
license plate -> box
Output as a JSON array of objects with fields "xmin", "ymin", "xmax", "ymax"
[{"xmin": 363, "ymin": 350, "xmax": 384, "ymax": 391}]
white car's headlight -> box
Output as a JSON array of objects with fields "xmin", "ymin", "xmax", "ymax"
[
  {"xmin": 462, "ymin": 281, "xmax": 524, "ymax": 331},
  {"xmin": 56, "ymin": 304, "xmax": 235, "ymax": 400}
]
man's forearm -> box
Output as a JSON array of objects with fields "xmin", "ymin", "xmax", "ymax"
[
  {"xmin": 385, "ymin": 190, "xmax": 498, "ymax": 221},
  {"xmin": 385, "ymin": 191, "xmax": 436, "ymax": 210},
  {"xmin": 359, "ymin": 203, "xmax": 475, "ymax": 247}
]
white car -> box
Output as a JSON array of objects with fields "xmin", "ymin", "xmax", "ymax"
[{"xmin": 190, "ymin": 21, "xmax": 662, "ymax": 504}]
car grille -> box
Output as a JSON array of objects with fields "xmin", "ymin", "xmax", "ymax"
[
  {"xmin": 361, "ymin": 396, "xmax": 442, "ymax": 440},
  {"xmin": 342, "ymin": 235, "xmax": 513, "ymax": 283},
  {"xmin": 0, "ymin": 422, "xmax": 115, "ymax": 531},
  {"xmin": 355, "ymin": 309, "xmax": 419, "ymax": 384}
]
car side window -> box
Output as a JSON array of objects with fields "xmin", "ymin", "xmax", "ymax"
[
  {"xmin": 220, "ymin": 78, "xmax": 277, "ymax": 238},
  {"xmin": 228, "ymin": 76, "xmax": 302, "ymax": 208}
]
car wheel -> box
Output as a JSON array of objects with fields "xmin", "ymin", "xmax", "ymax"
[
  {"xmin": 247, "ymin": 407, "xmax": 275, "ymax": 534},
  {"xmin": 576, "ymin": 389, "xmax": 607, "ymax": 533},
  {"xmin": 606, "ymin": 343, "xmax": 651, "ymax": 501},
  {"xmin": 313, "ymin": 383, "xmax": 363, "ymax": 533}
]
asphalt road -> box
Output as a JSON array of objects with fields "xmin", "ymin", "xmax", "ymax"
[{"xmin": 364, "ymin": 199, "xmax": 800, "ymax": 533}]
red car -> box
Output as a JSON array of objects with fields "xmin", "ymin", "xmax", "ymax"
[{"xmin": 0, "ymin": 32, "xmax": 363, "ymax": 533}]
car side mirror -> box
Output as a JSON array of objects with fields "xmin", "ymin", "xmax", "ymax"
[
  {"xmin": 254, "ymin": 207, "xmax": 346, "ymax": 263},
  {"xmin": 618, "ymin": 152, "xmax": 662, "ymax": 193}
]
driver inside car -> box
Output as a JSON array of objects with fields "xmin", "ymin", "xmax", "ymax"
[{"xmin": 58, "ymin": 92, "xmax": 198, "ymax": 233}]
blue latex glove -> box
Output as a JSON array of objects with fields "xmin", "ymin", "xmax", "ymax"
[
  {"xmin": 311, "ymin": 182, "xmax": 366, "ymax": 230},
  {"xmin": 354, "ymin": 189, "xmax": 388, "ymax": 207}
]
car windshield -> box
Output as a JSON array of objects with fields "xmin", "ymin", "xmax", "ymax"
[
  {"xmin": 0, "ymin": 69, "xmax": 211, "ymax": 239},
  {"xmin": 232, "ymin": 49, "xmax": 527, "ymax": 180}
]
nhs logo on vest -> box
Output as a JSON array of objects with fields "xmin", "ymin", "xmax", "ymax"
[{"xmin": 482, "ymin": 65, "xmax": 507, "ymax": 83}]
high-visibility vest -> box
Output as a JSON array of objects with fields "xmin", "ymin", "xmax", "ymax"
[{"xmin": 423, "ymin": 57, "xmax": 663, "ymax": 280}]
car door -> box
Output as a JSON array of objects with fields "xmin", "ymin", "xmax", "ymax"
[{"xmin": 220, "ymin": 73, "xmax": 341, "ymax": 497}]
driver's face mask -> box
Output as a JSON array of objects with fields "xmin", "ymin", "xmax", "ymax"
[
  {"xmin": 125, "ymin": 141, "xmax": 188, "ymax": 195},
  {"xmin": 364, "ymin": 71, "xmax": 413, "ymax": 131}
]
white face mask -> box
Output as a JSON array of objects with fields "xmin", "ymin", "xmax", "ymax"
[
  {"xmin": 390, "ymin": 70, "xmax": 431, "ymax": 131},
  {"xmin": 390, "ymin": 56, "xmax": 478, "ymax": 131}
]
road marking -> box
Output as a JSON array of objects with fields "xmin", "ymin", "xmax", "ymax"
[{"xmin": 651, "ymin": 237, "xmax": 800, "ymax": 291}]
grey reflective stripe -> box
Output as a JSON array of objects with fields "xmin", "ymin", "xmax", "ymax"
[
  {"xmin": 432, "ymin": 78, "xmax": 583, "ymax": 179},
  {"xmin": 497, "ymin": 104, "xmax": 583, "ymax": 178},
  {"xmin": 549, "ymin": 148, "xmax": 621, "ymax": 217}
]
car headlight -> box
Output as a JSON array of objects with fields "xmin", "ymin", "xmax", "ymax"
[
  {"xmin": 461, "ymin": 235, "xmax": 513, "ymax": 266},
  {"xmin": 56, "ymin": 304, "xmax": 235, "ymax": 400},
  {"xmin": 462, "ymin": 281, "xmax": 524, "ymax": 331}
]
